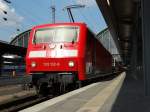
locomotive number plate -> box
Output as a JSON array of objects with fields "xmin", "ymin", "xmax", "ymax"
[{"xmin": 43, "ymin": 62, "xmax": 60, "ymax": 67}]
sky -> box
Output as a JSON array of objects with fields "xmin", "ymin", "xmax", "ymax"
[{"xmin": 0, "ymin": 0, "xmax": 107, "ymax": 42}]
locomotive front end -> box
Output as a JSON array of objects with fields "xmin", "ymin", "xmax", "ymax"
[
  {"xmin": 26, "ymin": 25, "xmax": 79, "ymax": 72},
  {"xmin": 26, "ymin": 23, "xmax": 86, "ymax": 94}
]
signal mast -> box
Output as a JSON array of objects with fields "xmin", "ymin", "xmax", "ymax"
[{"xmin": 51, "ymin": 0, "xmax": 56, "ymax": 23}]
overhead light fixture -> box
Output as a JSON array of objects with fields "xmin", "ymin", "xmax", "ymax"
[
  {"xmin": 3, "ymin": 0, "xmax": 11, "ymax": 4},
  {"xmin": 3, "ymin": 17, "xmax": 7, "ymax": 21},
  {"xmin": 3, "ymin": 11, "xmax": 7, "ymax": 14},
  {"xmin": 3, "ymin": 61, "xmax": 13, "ymax": 64},
  {"xmin": 107, "ymin": 0, "xmax": 110, "ymax": 6},
  {"xmin": 3, "ymin": 55, "xmax": 15, "ymax": 59}
]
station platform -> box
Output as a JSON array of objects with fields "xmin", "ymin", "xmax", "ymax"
[{"xmin": 20, "ymin": 72, "xmax": 125, "ymax": 112}]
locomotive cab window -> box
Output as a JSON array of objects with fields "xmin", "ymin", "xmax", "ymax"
[{"xmin": 33, "ymin": 26, "xmax": 79, "ymax": 44}]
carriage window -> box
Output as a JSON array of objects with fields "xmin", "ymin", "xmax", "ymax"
[{"xmin": 34, "ymin": 27, "xmax": 79, "ymax": 44}]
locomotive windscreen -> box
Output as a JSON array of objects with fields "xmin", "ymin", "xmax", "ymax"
[{"xmin": 34, "ymin": 26, "xmax": 79, "ymax": 44}]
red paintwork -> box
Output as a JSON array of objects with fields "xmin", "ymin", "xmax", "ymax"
[{"xmin": 26, "ymin": 23, "xmax": 112, "ymax": 81}]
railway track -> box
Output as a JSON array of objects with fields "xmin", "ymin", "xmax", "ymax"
[{"xmin": 0, "ymin": 94, "xmax": 52, "ymax": 112}]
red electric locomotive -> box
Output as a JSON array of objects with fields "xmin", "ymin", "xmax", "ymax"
[{"xmin": 26, "ymin": 23, "xmax": 112, "ymax": 95}]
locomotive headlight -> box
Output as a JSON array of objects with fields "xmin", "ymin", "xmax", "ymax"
[
  {"xmin": 68, "ymin": 61, "xmax": 75, "ymax": 67},
  {"xmin": 31, "ymin": 62, "xmax": 36, "ymax": 68}
]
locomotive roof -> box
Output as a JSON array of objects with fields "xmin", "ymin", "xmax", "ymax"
[
  {"xmin": 32, "ymin": 22, "xmax": 87, "ymax": 29},
  {"xmin": 32, "ymin": 22, "xmax": 95, "ymax": 36}
]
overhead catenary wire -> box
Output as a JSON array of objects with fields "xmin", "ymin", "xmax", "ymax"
[
  {"xmin": 79, "ymin": 8, "xmax": 97, "ymax": 31},
  {"xmin": 69, "ymin": 0, "xmax": 98, "ymax": 33},
  {"xmin": 85, "ymin": 6, "xmax": 100, "ymax": 30},
  {"xmin": 0, "ymin": 14, "xmax": 24, "ymax": 32},
  {"xmin": 0, "ymin": 2, "xmax": 39, "ymax": 31},
  {"xmin": 0, "ymin": 0, "xmax": 46, "ymax": 41},
  {"xmin": 12, "ymin": 5, "xmax": 41, "ymax": 24},
  {"xmin": 10, "ymin": 1, "xmax": 47, "ymax": 25},
  {"xmin": 28, "ymin": 0, "xmax": 50, "ymax": 22}
]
